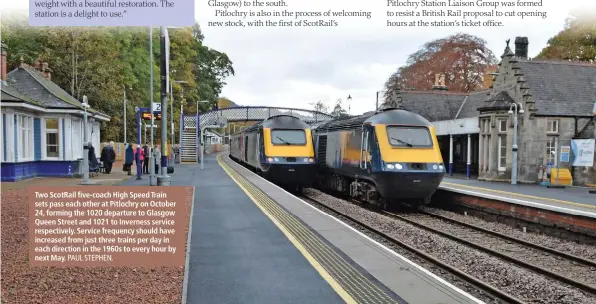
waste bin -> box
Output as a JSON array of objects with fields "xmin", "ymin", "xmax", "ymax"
[{"xmin": 75, "ymin": 158, "xmax": 84, "ymax": 177}]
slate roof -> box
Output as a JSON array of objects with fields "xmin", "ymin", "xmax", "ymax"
[
  {"xmin": 399, "ymin": 90, "xmax": 489, "ymax": 122},
  {"xmin": 1, "ymin": 83, "xmax": 40, "ymax": 105},
  {"xmin": 4, "ymin": 65, "xmax": 107, "ymax": 116},
  {"xmin": 478, "ymin": 91, "xmax": 514, "ymax": 111},
  {"xmin": 516, "ymin": 60, "xmax": 596, "ymax": 117}
]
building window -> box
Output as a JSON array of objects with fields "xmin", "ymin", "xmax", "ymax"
[
  {"xmin": 547, "ymin": 119, "xmax": 558, "ymax": 134},
  {"xmin": 546, "ymin": 136, "xmax": 558, "ymax": 165},
  {"xmin": 45, "ymin": 118, "xmax": 60, "ymax": 158},
  {"xmin": 19, "ymin": 115, "xmax": 34, "ymax": 160},
  {"xmin": 498, "ymin": 119, "xmax": 507, "ymax": 133},
  {"xmin": 498, "ymin": 135, "xmax": 507, "ymax": 171}
]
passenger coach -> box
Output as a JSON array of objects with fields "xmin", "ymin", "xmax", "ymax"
[{"xmin": 229, "ymin": 115, "xmax": 316, "ymax": 192}]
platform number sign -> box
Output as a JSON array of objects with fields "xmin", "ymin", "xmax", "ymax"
[{"xmin": 152, "ymin": 102, "xmax": 162, "ymax": 113}]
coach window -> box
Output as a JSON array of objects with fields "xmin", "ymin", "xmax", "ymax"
[
  {"xmin": 271, "ymin": 129, "xmax": 306, "ymax": 145},
  {"xmin": 386, "ymin": 126, "xmax": 432, "ymax": 147}
]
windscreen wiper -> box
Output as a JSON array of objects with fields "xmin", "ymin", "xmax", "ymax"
[
  {"xmin": 391, "ymin": 137, "xmax": 413, "ymax": 147},
  {"xmin": 276, "ymin": 136, "xmax": 292, "ymax": 145}
]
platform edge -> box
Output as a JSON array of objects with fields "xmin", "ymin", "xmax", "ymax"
[
  {"xmin": 439, "ymin": 185, "xmax": 596, "ymax": 219},
  {"xmin": 181, "ymin": 186, "xmax": 196, "ymax": 304},
  {"xmin": 220, "ymin": 153, "xmax": 485, "ymax": 304}
]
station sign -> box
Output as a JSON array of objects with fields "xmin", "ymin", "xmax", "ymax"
[{"xmin": 142, "ymin": 112, "xmax": 162, "ymax": 121}]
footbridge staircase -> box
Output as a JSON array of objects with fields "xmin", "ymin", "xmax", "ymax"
[{"xmin": 179, "ymin": 106, "xmax": 335, "ymax": 163}]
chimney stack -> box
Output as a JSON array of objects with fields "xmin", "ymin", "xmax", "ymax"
[
  {"xmin": 41, "ymin": 61, "xmax": 52, "ymax": 80},
  {"xmin": 514, "ymin": 37, "xmax": 529, "ymax": 59},
  {"xmin": 1, "ymin": 43, "xmax": 7, "ymax": 82},
  {"xmin": 432, "ymin": 73, "xmax": 448, "ymax": 91}
]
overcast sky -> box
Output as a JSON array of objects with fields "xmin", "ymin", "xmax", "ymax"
[{"xmin": 2, "ymin": 0, "xmax": 594, "ymax": 115}]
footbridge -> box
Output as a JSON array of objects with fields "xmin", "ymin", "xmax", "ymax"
[{"xmin": 179, "ymin": 106, "xmax": 335, "ymax": 162}]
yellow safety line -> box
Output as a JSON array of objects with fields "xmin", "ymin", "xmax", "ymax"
[
  {"xmin": 222, "ymin": 156, "xmax": 399, "ymax": 303},
  {"xmin": 442, "ymin": 182, "xmax": 596, "ymax": 210},
  {"xmin": 217, "ymin": 155, "xmax": 357, "ymax": 304}
]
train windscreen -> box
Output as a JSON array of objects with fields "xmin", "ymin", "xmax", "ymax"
[
  {"xmin": 386, "ymin": 126, "xmax": 432, "ymax": 147},
  {"xmin": 271, "ymin": 129, "xmax": 307, "ymax": 145}
]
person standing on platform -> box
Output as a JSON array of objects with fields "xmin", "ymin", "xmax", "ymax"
[
  {"xmin": 143, "ymin": 144, "xmax": 150, "ymax": 174},
  {"xmin": 106, "ymin": 141, "xmax": 116, "ymax": 174},
  {"xmin": 154, "ymin": 145, "xmax": 161, "ymax": 174},
  {"xmin": 124, "ymin": 143, "xmax": 134, "ymax": 176}
]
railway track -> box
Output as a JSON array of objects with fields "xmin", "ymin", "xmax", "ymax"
[
  {"xmin": 386, "ymin": 210, "xmax": 596, "ymax": 296},
  {"xmin": 301, "ymin": 191, "xmax": 596, "ymax": 304},
  {"xmin": 299, "ymin": 194, "xmax": 525, "ymax": 304}
]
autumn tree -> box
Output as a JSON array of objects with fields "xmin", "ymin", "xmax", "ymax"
[
  {"xmin": 536, "ymin": 11, "xmax": 596, "ymax": 61},
  {"xmin": 384, "ymin": 33, "xmax": 497, "ymax": 100}
]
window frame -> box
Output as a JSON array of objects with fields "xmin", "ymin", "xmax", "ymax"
[
  {"xmin": 498, "ymin": 118, "xmax": 507, "ymax": 133},
  {"xmin": 545, "ymin": 136, "xmax": 558, "ymax": 166},
  {"xmin": 18, "ymin": 115, "xmax": 34, "ymax": 161},
  {"xmin": 546, "ymin": 119, "xmax": 559, "ymax": 134},
  {"xmin": 44, "ymin": 117, "xmax": 61, "ymax": 159},
  {"xmin": 498, "ymin": 135, "xmax": 507, "ymax": 171}
]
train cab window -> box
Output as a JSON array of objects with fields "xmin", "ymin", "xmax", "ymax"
[
  {"xmin": 386, "ymin": 126, "xmax": 432, "ymax": 147},
  {"xmin": 271, "ymin": 129, "xmax": 306, "ymax": 145}
]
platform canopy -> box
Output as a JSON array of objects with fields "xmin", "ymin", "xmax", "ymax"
[{"xmin": 183, "ymin": 106, "xmax": 336, "ymax": 129}]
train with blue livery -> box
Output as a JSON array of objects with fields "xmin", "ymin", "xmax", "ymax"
[
  {"xmin": 312, "ymin": 107, "xmax": 445, "ymax": 209},
  {"xmin": 229, "ymin": 115, "xmax": 316, "ymax": 192}
]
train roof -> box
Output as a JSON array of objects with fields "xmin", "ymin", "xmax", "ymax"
[
  {"xmin": 239, "ymin": 115, "xmax": 310, "ymax": 134},
  {"xmin": 315, "ymin": 108, "xmax": 432, "ymax": 132}
]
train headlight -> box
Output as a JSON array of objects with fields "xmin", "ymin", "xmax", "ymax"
[
  {"xmin": 303, "ymin": 158, "xmax": 309, "ymax": 162},
  {"xmin": 308, "ymin": 158, "xmax": 314, "ymax": 163},
  {"xmin": 386, "ymin": 164, "xmax": 395, "ymax": 169},
  {"xmin": 439, "ymin": 164, "xmax": 444, "ymax": 170},
  {"xmin": 274, "ymin": 158, "xmax": 279, "ymax": 162},
  {"xmin": 433, "ymin": 164, "xmax": 438, "ymax": 170},
  {"xmin": 395, "ymin": 164, "xmax": 403, "ymax": 170},
  {"xmin": 267, "ymin": 157, "xmax": 273, "ymax": 162}
]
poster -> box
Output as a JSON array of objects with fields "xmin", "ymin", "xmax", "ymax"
[
  {"xmin": 571, "ymin": 139, "xmax": 595, "ymax": 167},
  {"xmin": 560, "ymin": 146, "xmax": 570, "ymax": 162}
]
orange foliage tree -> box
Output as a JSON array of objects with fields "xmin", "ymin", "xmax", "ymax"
[{"xmin": 384, "ymin": 33, "xmax": 497, "ymax": 101}]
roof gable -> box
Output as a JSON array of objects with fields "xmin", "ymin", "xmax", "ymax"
[{"xmin": 6, "ymin": 66, "xmax": 80, "ymax": 109}]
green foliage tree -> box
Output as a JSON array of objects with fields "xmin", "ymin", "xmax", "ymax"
[
  {"xmin": 331, "ymin": 99, "xmax": 348, "ymax": 118},
  {"xmin": 536, "ymin": 11, "xmax": 596, "ymax": 62},
  {"xmin": 1, "ymin": 16, "xmax": 234, "ymax": 143},
  {"xmin": 310, "ymin": 100, "xmax": 328, "ymax": 113}
]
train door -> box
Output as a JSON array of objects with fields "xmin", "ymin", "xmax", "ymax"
[
  {"xmin": 359, "ymin": 125, "xmax": 372, "ymax": 172},
  {"xmin": 244, "ymin": 135, "xmax": 249, "ymax": 161}
]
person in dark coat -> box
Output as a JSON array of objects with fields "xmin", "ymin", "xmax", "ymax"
[
  {"xmin": 101, "ymin": 141, "xmax": 116, "ymax": 174},
  {"xmin": 124, "ymin": 143, "xmax": 134, "ymax": 175},
  {"xmin": 88, "ymin": 142, "xmax": 100, "ymax": 170},
  {"xmin": 143, "ymin": 144, "xmax": 150, "ymax": 174}
]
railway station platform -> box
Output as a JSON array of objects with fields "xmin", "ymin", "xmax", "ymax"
[
  {"xmin": 119, "ymin": 154, "xmax": 485, "ymax": 304},
  {"xmin": 439, "ymin": 177, "xmax": 596, "ymax": 218}
]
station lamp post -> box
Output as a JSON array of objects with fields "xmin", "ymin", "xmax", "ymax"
[
  {"xmin": 347, "ymin": 95, "xmax": 352, "ymax": 115},
  {"xmin": 508, "ymin": 102, "xmax": 524, "ymax": 185},
  {"xmin": 81, "ymin": 96, "xmax": 92, "ymax": 185}
]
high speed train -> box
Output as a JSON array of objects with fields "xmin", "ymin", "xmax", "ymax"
[
  {"xmin": 312, "ymin": 107, "xmax": 445, "ymax": 209},
  {"xmin": 229, "ymin": 115, "xmax": 316, "ymax": 192}
]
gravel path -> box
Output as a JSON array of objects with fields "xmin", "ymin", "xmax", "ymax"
[
  {"xmin": 1, "ymin": 187, "xmax": 193, "ymax": 304},
  {"xmin": 424, "ymin": 208, "xmax": 596, "ymax": 261},
  {"xmin": 304, "ymin": 188, "xmax": 596, "ymax": 304},
  {"xmin": 399, "ymin": 213, "xmax": 596, "ymax": 289}
]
